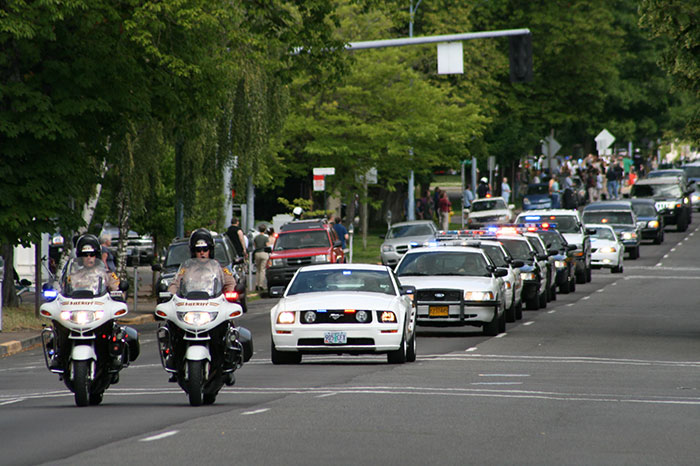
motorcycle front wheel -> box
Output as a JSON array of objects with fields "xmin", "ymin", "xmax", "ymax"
[
  {"xmin": 73, "ymin": 360, "xmax": 91, "ymax": 407},
  {"xmin": 187, "ymin": 360, "xmax": 204, "ymax": 406}
]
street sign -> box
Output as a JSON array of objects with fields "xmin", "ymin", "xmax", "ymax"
[
  {"xmin": 437, "ymin": 42, "xmax": 464, "ymax": 75},
  {"xmin": 488, "ymin": 156, "xmax": 496, "ymax": 171},
  {"xmin": 595, "ymin": 129, "xmax": 615, "ymax": 155},
  {"xmin": 542, "ymin": 135, "xmax": 561, "ymax": 157},
  {"xmin": 313, "ymin": 175, "xmax": 325, "ymax": 191},
  {"xmin": 313, "ymin": 167, "xmax": 335, "ymax": 176}
]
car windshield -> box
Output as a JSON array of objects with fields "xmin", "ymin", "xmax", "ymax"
[
  {"xmin": 61, "ymin": 257, "xmax": 110, "ymax": 297},
  {"xmin": 526, "ymin": 236, "xmax": 546, "ymax": 255},
  {"xmin": 631, "ymin": 183, "xmax": 682, "ymax": 198},
  {"xmin": 527, "ymin": 184, "xmax": 549, "ymax": 195},
  {"xmin": 647, "ymin": 170, "xmax": 682, "ymax": 178},
  {"xmin": 537, "ymin": 231, "xmax": 566, "ymax": 250},
  {"xmin": 481, "ymin": 244, "xmax": 509, "ymax": 267},
  {"xmin": 386, "ymin": 224, "xmax": 435, "ymax": 238},
  {"xmin": 165, "ymin": 241, "xmax": 230, "ymax": 268},
  {"xmin": 519, "ymin": 215, "xmax": 579, "ymax": 233},
  {"xmin": 589, "ymin": 227, "xmax": 616, "ymax": 241},
  {"xmin": 175, "ymin": 258, "xmax": 224, "ymax": 298},
  {"xmin": 682, "ymin": 166, "xmax": 700, "ymax": 178},
  {"xmin": 582, "ymin": 211, "xmax": 634, "ymax": 225},
  {"xmin": 498, "ymin": 239, "xmax": 533, "ymax": 261},
  {"xmin": 471, "ymin": 199, "xmax": 507, "ymax": 212},
  {"xmin": 396, "ymin": 251, "xmax": 491, "ymax": 277},
  {"xmin": 632, "ymin": 204, "xmax": 657, "ymax": 217},
  {"xmin": 274, "ymin": 230, "xmax": 329, "ymax": 250},
  {"xmin": 286, "ymin": 269, "xmax": 395, "ymax": 296}
]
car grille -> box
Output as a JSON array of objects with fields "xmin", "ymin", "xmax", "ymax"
[
  {"xmin": 298, "ymin": 338, "xmax": 375, "ymax": 346},
  {"xmin": 395, "ymin": 245, "xmax": 409, "ymax": 254},
  {"xmin": 416, "ymin": 289, "xmax": 462, "ymax": 302},
  {"xmin": 299, "ymin": 310, "xmax": 373, "ymax": 324},
  {"xmin": 285, "ymin": 256, "xmax": 313, "ymax": 266},
  {"xmin": 473, "ymin": 215, "xmax": 502, "ymax": 223}
]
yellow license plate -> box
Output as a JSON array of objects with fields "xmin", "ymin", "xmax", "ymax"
[{"xmin": 429, "ymin": 305, "xmax": 449, "ymax": 317}]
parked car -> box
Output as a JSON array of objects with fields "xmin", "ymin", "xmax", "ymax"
[
  {"xmin": 380, "ymin": 220, "xmax": 438, "ymax": 267},
  {"xmin": 99, "ymin": 225, "xmax": 155, "ymax": 266},
  {"xmin": 466, "ymin": 197, "xmax": 514, "ymax": 228},
  {"xmin": 522, "ymin": 183, "xmax": 552, "ymax": 210}
]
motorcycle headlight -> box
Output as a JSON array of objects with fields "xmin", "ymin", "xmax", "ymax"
[
  {"xmin": 271, "ymin": 259, "xmax": 284, "ymax": 267},
  {"xmin": 177, "ymin": 311, "xmax": 217, "ymax": 326},
  {"xmin": 311, "ymin": 254, "xmax": 330, "ymax": 263},
  {"xmin": 554, "ymin": 260, "xmax": 567, "ymax": 268},
  {"xmin": 521, "ymin": 272, "xmax": 536, "ymax": 280},
  {"xmin": 621, "ymin": 232, "xmax": 636, "ymax": 240},
  {"xmin": 60, "ymin": 310, "xmax": 104, "ymax": 325},
  {"xmin": 599, "ymin": 247, "xmax": 617, "ymax": 253},
  {"xmin": 647, "ymin": 220, "xmax": 659, "ymax": 229},
  {"xmin": 381, "ymin": 245, "xmax": 394, "ymax": 252},
  {"xmin": 277, "ymin": 311, "xmax": 295, "ymax": 324},
  {"xmin": 464, "ymin": 291, "xmax": 495, "ymax": 301}
]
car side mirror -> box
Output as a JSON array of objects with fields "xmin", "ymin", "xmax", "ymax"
[
  {"xmin": 151, "ymin": 264, "xmax": 162, "ymax": 272},
  {"xmin": 508, "ymin": 204, "xmax": 515, "ymax": 210},
  {"xmin": 400, "ymin": 285, "xmax": 416, "ymax": 296},
  {"xmin": 494, "ymin": 268, "xmax": 508, "ymax": 278},
  {"xmin": 269, "ymin": 285, "xmax": 286, "ymax": 297},
  {"xmin": 19, "ymin": 278, "xmax": 32, "ymax": 287},
  {"xmin": 511, "ymin": 260, "xmax": 525, "ymax": 268},
  {"xmin": 567, "ymin": 244, "xmax": 577, "ymax": 251},
  {"xmin": 538, "ymin": 254, "xmax": 548, "ymax": 261},
  {"xmin": 547, "ymin": 249, "xmax": 559, "ymax": 256},
  {"xmin": 585, "ymin": 228, "xmax": 597, "ymax": 235}
]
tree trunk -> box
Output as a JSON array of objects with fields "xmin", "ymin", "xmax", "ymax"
[{"xmin": 1, "ymin": 244, "xmax": 19, "ymax": 308}]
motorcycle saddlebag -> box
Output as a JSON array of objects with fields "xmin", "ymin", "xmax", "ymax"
[
  {"xmin": 123, "ymin": 325, "xmax": 140, "ymax": 362},
  {"xmin": 238, "ymin": 326, "xmax": 253, "ymax": 363}
]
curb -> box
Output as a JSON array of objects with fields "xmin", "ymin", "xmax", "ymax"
[{"xmin": 0, "ymin": 335, "xmax": 43, "ymax": 358}]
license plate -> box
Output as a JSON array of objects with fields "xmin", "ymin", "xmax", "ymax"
[
  {"xmin": 429, "ymin": 305, "xmax": 449, "ymax": 317},
  {"xmin": 324, "ymin": 331, "xmax": 347, "ymax": 345}
]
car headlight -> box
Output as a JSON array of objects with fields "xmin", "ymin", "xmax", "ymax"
[
  {"xmin": 60, "ymin": 310, "xmax": 104, "ymax": 325},
  {"xmin": 312, "ymin": 254, "xmax": 330, "ymax": 263},
  {"xmin": 277, "ymin": 311, "xmax": 295, "ymax": 324},
  {"xmin": 380, "ymin": 311, "xmax": 397, "ymax": 323},
  {"xmin": 465, "ymin": 291, "xmax": 495, "ymax": 301},
  {"xmin": 692, "ymin": 194, "xmax": 700, "ymax": 202},
  {"xmin": 177, "ymin": 311, "xmax": 217, "ymax": 325},
  {"xmin": 271, "ymin": 258, "xmax": 284, "ymax": 267},
  {"xmin": 521, "ymin": 272, "xmax": 536, "ymax": 280},
  {"xmin": 621, "ymin": 232, "xmax": 636, "ymax": 240},
  {"xmin": 356, "ymin": 310, "xmax": 369, "ymax": 323},
  {"xmin": 647, "ymin": 220, "xmax": 659, "ymax": 228},
  {"xmin": 554, "ymin": 260, "xmax": 567, "ymax": 268},
  {"xmin": 599, "ymin": 247, "xmax": 617, "ymax": 253},
  {"xmin": 381, "ymin": 245, "xmax": 394, "ymax": 252}
]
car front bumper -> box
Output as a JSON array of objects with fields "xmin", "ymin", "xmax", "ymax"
[
  {"xmin": 591, "ymin": 251, "xmax": 620, "ymax": 268},
  {"xmin": 415, "ymin": 300, "xmax": 499, "ymax": 326},
  {"xmin": 271, "ymin": 324, "xmax": 403, "ymax": 353}
]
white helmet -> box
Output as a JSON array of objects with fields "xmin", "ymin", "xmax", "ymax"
[
  {"xmin": 480, "ymin": 177, "xmax": 488, "ymax": 183},
  {"xmin": 292, "ymin": 207, "xmax": 303, "ymax": 218}
]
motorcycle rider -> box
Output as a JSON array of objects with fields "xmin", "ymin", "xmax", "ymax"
[
  {"xmin": 50, "ymin": 234, "xmax": 121, "ymax": 371},
  {"xmin": 162, "ymin": 228, "xmax": 238, "ymax": 384}
]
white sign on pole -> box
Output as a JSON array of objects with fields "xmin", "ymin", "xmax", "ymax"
[
  {"xmin": 313, "ymin": 167, "xmax": 335, "ymax": 176},
  {"xmin": 595, "ymin": 129, "xmax": 615, "ymax": 155},
  {"xmin": 437, "ymin": 42, "xmax": 464, "ymax": 75},
  {"xmin": 541, "ymin": 135, "xmax": 561, "ymax": 157},
  {"xmin": 313, "ymin": 175, "xmax": 325, "ymax": 191}
]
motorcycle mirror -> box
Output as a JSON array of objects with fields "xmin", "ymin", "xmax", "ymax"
[
  {"xmin": 151, "ymin": 264, "xmax": 162, "ymax": 272},
  {"xmin": 119, "ymin": 280, "xmax": 129, "ymax": 292}
]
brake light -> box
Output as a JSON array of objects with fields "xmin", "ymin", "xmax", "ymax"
[{"xmin": 224, "ymin": 291, "xmax": 239, "ymax": 302}]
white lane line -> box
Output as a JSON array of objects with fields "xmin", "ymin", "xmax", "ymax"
[
  {"xmin": 663, "ymin": 254, "xmax": 669, "ymax": 259},
  {"xmin": 479, "ymin": 374, "xmax": 530, "ymax": 377},
  {"xmin": 140, "ymin": 430, "xmax": 179, "ymax": 442},
  {"xmin": 317, "ymin": 392, "xmax": 337, "ymax": 398},
  {"xmin": 242, "ymin": 408, "xmax": 270, "ymax": 415},
  {"xmin": 0, "ymin": 398, "xmax": 23, "ymax": 406},
  {"xmin": 495, "ymin": 333, "xmax": 507, "ymax": 338},
  {"xmin": 471, "ymin": 382, "xmax": 523, "ymax": 386},
  {"xmin": 547, "ymin": 310, "xmax": 556, "ymax": 314},
  {"xmin": 466, "ymin": 347, "xmax": 478, "ymax": 352},
  {"xmin": 624, "ymin": 275, "xmax": 700, "ymax": 280},
  {"xmin": 612, "ymin": 282, "xmax": 617, "ymax": 286},
  {"xmin": 597, "ymin": 289, "xmax": 605, "ymax": 293},
  {"xmin": 671, "ymin": 248, "xmax": 676, "ymax": 252},
  {"xmin": 523, "ymin": 321, "xmax": 534, "ymax": 326},
  {"xmin": 656, "ymin": 262, "xmax": 663, "ymax": 267},
  {"xmin": 567, "ymin": 303, "xmax": 575, "ymax": 307},
  {"xmin": 582, "ymin": 296, "xmax": 590, "ymax": 300}
]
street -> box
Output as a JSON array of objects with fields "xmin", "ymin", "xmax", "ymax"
[{"xmin": 1, "ymin": 225, "xmax": 699, "ymax": 465}]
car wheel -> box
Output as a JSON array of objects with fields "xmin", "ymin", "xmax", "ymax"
[
  {"xmin": 653, "ymin": 233, "xmax": 662, "ymax": 245},
  {"xmin": 498, "ymin": 306, "xmax": 506, "ymax": 333},
  {"xmin": 387, "ymin": 332, "xmax": 407, "ymax": 364},
  {"xmin": 271, "ymin": 341, "xmax": 302, "ymax": 365},
  {"xmin": 483, "ymin": 310, "xmax": 500, "ymax": 336},
  {"xmin": 505, "ymin": 299, "xmax": 516, "ymax": 323},
  {"xmin": 678, "ymin": 214, "xmax": 688, "ymax": 232},
  {"xmin": 539, "ymin": 291, "xmax": 547, "ymax": 309},
  {"xmin": 560, "ymin": 278, "xmax": 570, "ymax": 294},
  {"xmin": 570, "ymin": 275, "xmax": 576, "ymax": 292},
  {"xmin": 526, "ymin": 294, "xmax": 539, "ymax": 310},
  {"xmin": 611, "ymin": 264, "xmax": 623, "ymax": 273},
  {"xmin": 405, "ymin": 330, "xmax": 417, "ymax": 363},
  {"xmin": 515, "ymin": 301, "xmax": 523, "ymax": 320},
  {"xmin": 549, "ymin": 283, "xmax": 557, "ymax": 301},
  {"xmin": 585, "ymin": 265, "xmax": 592, "ymax": 282},
  {"xmin": 629, "ymin": 247, "xmax": 639, "ymax": 260},
  {"xmin": 576, "ymin": 268, "xmax": 586, "ymax": 284}
]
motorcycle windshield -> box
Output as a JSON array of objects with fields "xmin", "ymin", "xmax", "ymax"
[
  {"xmin": 177, "ymin": 258, "xmax": 224, "ymax": 298},
  {"xmin": 61, "ymin": 257, "xmax": 109, "ymax": 297}
]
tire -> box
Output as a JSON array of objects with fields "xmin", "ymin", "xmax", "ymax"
[
  {"xmin": 483, "ymin": 310, "xmax": 500, "ymax": 336},
  {"xmin": 611, "ymin": 264, "xmax": 623, "ymax": 273},
  {"xmin": 585, "ymin": 266, "xmax": 592, "ymax": 282},
  {"xmin": 73, "ymin": 360, "xmax": 90, "ymax": 407},
  {"xmin": 186, "ymin": 360, "xmax": 204, "ymax": 406},
  {"xmin": 89, "ymin": 391, "xmax": 104, "ymax": 406},
  {"xmin": 576, "ymin": 268, "xmax": 586, "ymax": 284},
  {"xmin": 270, "ymin": 341, "xmax": 302, "ymax": 365},
  {"xmin": 387, "ymin": 332, "xmax": 407, "ymax": 364},
  {"xmin": 239, "ymin": 296, "xmax": 247, "ymax": 313},
  {"xmin": 526, "ymin": 294, "xmax": 539, "ymax": 310},
  {"xmin": 505, "ymin": 299, "xmax": 516, "ymax": 323},
  {"xmin": 560, "ymin": 278, "xmax": 570, "ymax": 294},
  {"xmin": 405, "ymin": 330, "xmax": 417, "ymax": 363},
  {"xmin": 203, "ymin": 393, "xmax": 217, "ymax": 405},
  {"xmin": 628, "ymin": 247, "xmax": 639, "ymax": 260},
  {"xmin": 653, "ymin": 231, "xmax": 663, "ymax": 245},
  {"xmin": 539, "ymin": 291, "xmax": 547, "ymax": 309},
  {"xmin": 570, "ymin": 275, "xmax": 576, "ymax": 292},
  {"xmin": 677, "ymin": 214, "xmax": 688, "ymax": 232},
  {"xmin": 498, "ymin": 306, "xmax": 506, "ymax": 333},
  {"xmin": 549, "ymin": 283, "xmax": 557, "ymax": 301},
  {"xmin": 515, "ymin": 301, "xmax": 523, "ymax": 320}
]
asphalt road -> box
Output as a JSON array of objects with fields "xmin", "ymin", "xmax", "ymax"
[{"xmin": 2, "ymin": 223, "xmax": 699, "ymax": 465}]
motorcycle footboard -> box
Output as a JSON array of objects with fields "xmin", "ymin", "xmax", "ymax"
[{"xmin": 41, "ymin": 328, "xmax": 63, "ymax": 373}]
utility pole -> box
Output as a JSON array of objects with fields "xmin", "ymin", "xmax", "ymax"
[{"xmin": 406, "ymin": 0, "xmax": 422, "ymax": 222}]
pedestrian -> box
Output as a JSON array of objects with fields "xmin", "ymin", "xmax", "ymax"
[
  {"xmin": 252, "ymin": 224, "xmax": 269, "ymax": 291},
  {"xmin": 605, "ymin": 163, "xmax": 618, "ymax": 200},
  {"xmin": 463, "ymin": 184, "xmax": 475, "ymax": 209},
  {"xmin": 548, "ymin": 175, "xmax": 561, "ymax": 208},
  {"xmin": 225, "ymin": 216, "xmax": 247, "ymax": 260},
  {"xmin": 432, "ymin": 187, "xmax": 442, "ymax": 222},
  {"xmin": 438, "ymin": 191, "xmax": 452, "ymax": 231},
  {"xmin": 421, "ymin": 190, "xmax": 434, "ymax": 220},
  {"xmin": 332, "ymin": 216, "xmax": 349, "ymax": 252},
  {"xmin": 501, "ymin": 177, "xmax": 511, "ymax": 204},
  {"xmin": 100, "ymin": 234, "xmax": 116, "ymax": 273}
]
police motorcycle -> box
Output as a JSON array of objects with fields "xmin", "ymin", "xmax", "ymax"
[
  {"xmin": 40, "ymin": 234, "xmax": 139, "ymax": 407},
  {"xmin": 156, "ymin": 231, "xmax": 252, "ymax": 406}
]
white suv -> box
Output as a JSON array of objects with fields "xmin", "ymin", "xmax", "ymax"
[{"xmin": 394, "ymin": 245, "xmax": 508, "ymax": 336}]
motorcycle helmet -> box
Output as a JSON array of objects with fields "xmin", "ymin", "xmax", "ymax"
[
  {"xmin": 480, "ymin": 177, "xmax": 488, "ymax": 183},
  {"xmin": 75, "ymin": 234, "xmax": 100, "ymax": 257},
  {"xmin": 189, "ymin": 228, "xmax": 215, "ymax": 258},
  {"xmin": 292, "ymin": 206, "xmax": 303, "ymax": 220}
]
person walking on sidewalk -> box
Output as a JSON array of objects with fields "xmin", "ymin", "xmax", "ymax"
[
  {"xmin": 438, "ymin": 191, "xmax": 452, "ymax": 231},
  {"xmin": 253, "ymin": 224, "xmax": 270, "ymax": 291}
]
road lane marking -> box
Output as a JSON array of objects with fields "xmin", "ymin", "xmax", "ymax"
[
  {"xmin": 472, "ymin": 382, "xmax": 523, "ymax": 386},
  {"xmin": 547, "ymin": 310, "xmax": 556, "ymax": 314},
  {"xmin": 140, "ymin": 431, "xmax": 179, "ymax": 442},
  {"xmin": 597, "ymin": 289, "xmax": 605, "ymax": 293},
  {"xmin": 242, "ymin": 408, "xmax": 270, "ymax": 415},
  {"xmin": 495, "ymin": 333, "xmax": 507, "ymax": 338},
  {"xmin": 0, "ymin": 398, "xmax": 23, "ymax": 406},
  {"xmin": 466, "ymin": 347, "xmax": 478, "ymax": 352},
  {"xmin": 479, "ymin": 374, "xmax": 530, "ymax": 377},
  {"xmin": 523, "ymin": 321, "xmax": 534, "ymax": 326},
  {"xmin": 624, "ymin": 275, "xmax": 700, "ymax": 280},
  {"xmin": 317, "ymin": 392, "xmax": 337, "ymax": 398},
  {"xmin": 582, "ymin": 296, "xmax": 590, "ymax": 300},
  {"xmin": 567, "ymin": 303, "xmax": 575, "ymax": 307}
]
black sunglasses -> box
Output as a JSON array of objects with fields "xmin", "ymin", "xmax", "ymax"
[
  {"xmin": 82, "ymin": 252, "xmax": 97, "ymax": 257},
  {"xmin": 194, "ymin": 246, "xmax": 209, "ymax": 252}
]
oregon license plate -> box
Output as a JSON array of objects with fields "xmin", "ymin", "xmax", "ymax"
[
  {"xmin": 429, "ymin": 305, "xmax": 449, "ymax": 317},
  {"xmin": 324, "ymin": 331, "xmax": 347, "ymax": 345}
]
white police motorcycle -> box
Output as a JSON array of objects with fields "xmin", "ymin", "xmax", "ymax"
[
  {"xmin": 156, "ymin": 258, "xmax": 252, "ymax": 406},
  {"xmin": 40, "ymin": 258, "xmax": 139, "ymax": 407}
]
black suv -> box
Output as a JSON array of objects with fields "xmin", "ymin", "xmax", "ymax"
[
  {"xmin": 630, "ymin": 177, "xmax": 693, "ymax": 232},
  {"xmin": 151, "ymin": 233, "xmax": 247, "ymax": 311}
]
